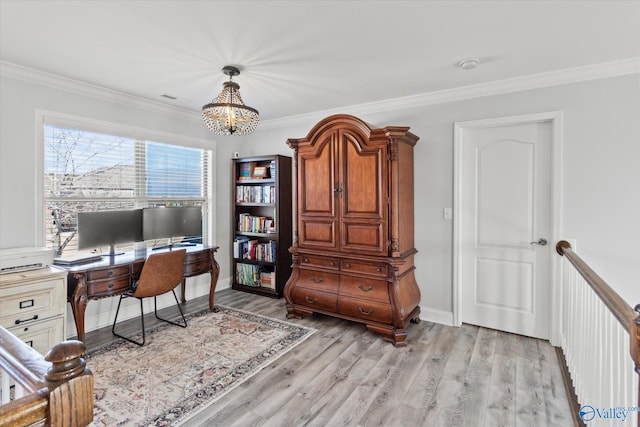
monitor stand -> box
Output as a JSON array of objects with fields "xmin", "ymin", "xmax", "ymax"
[
  {"xmin": 151, "ymin": 238, "xmax": 197, "ymax": 251},
  {"xmin": 107, "ymin": 244, "xmax": 125, "ymax": 256}
]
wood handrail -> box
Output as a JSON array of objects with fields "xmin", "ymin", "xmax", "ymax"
[
  {"xmin": 0, "ymin": 327, "xmax": 94, "ymax": 426},
  {"xmin": 556, "ymin": 240, "xmax": 640, "ymax": 375}
]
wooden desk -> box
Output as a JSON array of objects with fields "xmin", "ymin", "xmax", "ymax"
[{"xmin": 60, "ymin": 245, "xmax": 219, "ymax": 342}]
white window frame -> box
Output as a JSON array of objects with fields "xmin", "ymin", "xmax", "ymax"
[{"xmin": 35, "ymin": 110, "xmax": 216, "ymax": 251}]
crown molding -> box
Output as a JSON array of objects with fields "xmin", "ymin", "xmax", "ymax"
[
  {"xmin": 258, "ymin": 57, "xmax": 640, "ymax": 130},
  {"xmin": 3, "ymin": 57, "xmax": 639, "ymax": 131},
  {"xmin": 0, "ymin": 60, "xmax": 201, "ymax": 123}
]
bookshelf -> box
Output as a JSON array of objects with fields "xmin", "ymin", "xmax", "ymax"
[{"xmin": 232, "ymin": 155, "xmax": 292, "ymax": 297}]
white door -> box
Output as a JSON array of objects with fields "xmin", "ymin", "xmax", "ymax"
[{"xmin": 459, "ymin": 121, "xmax": 552, "ymax": 339}]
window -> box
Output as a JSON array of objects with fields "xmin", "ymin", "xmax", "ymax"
[{"xmin": 43, "ymin": 120, "xmax": 213, "ymax": 256}]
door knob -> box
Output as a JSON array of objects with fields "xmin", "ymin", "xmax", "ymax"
[{"xmin": 530, "ymin": 238, "xmax": 548, "ymax": 246}]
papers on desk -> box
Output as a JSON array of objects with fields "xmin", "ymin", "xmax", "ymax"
[{"xmin": 53, "ymin": 253, "xmax": 103, "ymax": 266}]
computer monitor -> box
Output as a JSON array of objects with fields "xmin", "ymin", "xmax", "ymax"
[
  {"xmin": 77, "ymin": 209, "xmax": 143, "ymax": 255},
  {"xmin": 142, "ymin": 206, "xmax": 203, "ymax": 248}
]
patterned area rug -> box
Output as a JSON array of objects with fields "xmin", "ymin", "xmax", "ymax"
[{"xmin": 86, "ymin": 306, "xmax": 315, "ymax": 426}]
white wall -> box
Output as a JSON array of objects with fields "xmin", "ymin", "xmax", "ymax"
[
  {"xmin": 231, "ymin": 73, "xmax": 640, "ymax": 316},
  {"xmin": 0, "ymin": 71, "xmax": 224, "ymax": 335},
  {"xmin": 1, "ymin": 68, "xmax": 638, "ymax": 336}
]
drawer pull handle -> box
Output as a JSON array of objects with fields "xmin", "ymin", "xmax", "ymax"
[
  {"xmin": 310, "ymin": 277, "xmax": 323, "ymax": 283},
  {"xmin": 25, "ymin": 340, "xmax": 33, "ymax": 348},
  {"xmin": 358, "ymin": 284, "xmax": 373, "ymax": 292},
  {"xmin": 107, "ymin": 271, "xmax": 114, "ymax": 277},
  {"xmin": 344, "ymin": 263, "xmax": 351, "ymax": 268},
  {"xmin": 108, "ymin": 283, "xmax": 114, "ymax": 288},
  {"xmin": 330, "ymin": 261, "xmax": 335, "ymax": 266},
  {"xmin": 303, "ymin": 258, "xmax": 309, "ymax": 263},
  {"xmin": 358, "ymin": 307, "xmax": 374, "ymax": 315},
  {"xmin": 19, "ymin": 299, "xmax": 35, "ymax": 309},
  {"xmin": 305, "ymin": 296, "xmax": 318, "ymax": 304},
  {"xmin": 15, "ymin": 314, "xmax": 38, "ymax": 325},
  {"xmin": 376, "ymin": 268, "xmax": 382, "ymax": 272}
]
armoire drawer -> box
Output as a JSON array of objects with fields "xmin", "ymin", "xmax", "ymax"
[
  {"xmin": 338, "ymin": 297, "xmax": 393, "ymax": 324},
  {"xmin": 0, "ymin": 278, "xmax": 65, "ymax": 330},
  {"xmin": 300, "ymin": 255, "xmax": 339, "ymax": 270},
  {"xmin": 340, "ymin": 260, "xmax": 388, "ymax": 277},
  {"xmin": 291, "ymin": 287, "xmax": 338, "ymax": 313},
  {"xmin": 339, "ymin": 276, "xmax": 389, "ymax": 303},
  {"xmin": 296, "ymin": 269, "xmax": 340, "ymax": 293}
]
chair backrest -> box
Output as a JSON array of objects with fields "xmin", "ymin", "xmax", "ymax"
[{"xmin": 132, "ymin": 249, "xmax": 186, "ymax": 298}]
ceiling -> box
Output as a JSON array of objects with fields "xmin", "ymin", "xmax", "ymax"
[{"xmin": 1, "ymin": 0, "xmax": 639, "ymax": 122}]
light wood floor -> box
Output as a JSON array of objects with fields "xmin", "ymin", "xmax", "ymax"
[{"xmin": 84, "ymin": 289, "xmax": 574, "ymax": 426}]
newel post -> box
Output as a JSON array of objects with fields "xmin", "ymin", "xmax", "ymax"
[{"xmin": 44, "ymin": 340, "xmax": 94, "ymax": 427}]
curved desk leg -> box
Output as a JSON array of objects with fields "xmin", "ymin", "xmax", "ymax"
[
  {"xmin": 209, "ymin": 249, "xmax": 220, "ymax": 312},
  {"xmin": 180, "ymin": 278, "xmax": 187, "ymax": 304},
  {"xmin": 71, "ymin": 272, "xmax": 89, "ymax": 342}
]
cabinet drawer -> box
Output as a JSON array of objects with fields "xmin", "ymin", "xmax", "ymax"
[
  {"xmin": 291, "ymin": 287, "xmax": 337, "ymax": 313},
  {"xmin": 338, "ymin": 297, "xmax": 393, "ymax": 324},
  {"xmin": 86, "ymin": 265, "xmax": 130, "ymax": 281},
  {"xmin": 339, "ymin": 276, "xmax": 389, "ymax": 303},
  {"xmin": 297, "ymin": 269, "xmax": 340, "ymax": 293},
  {"xmin": 86, "ymin": 276, "xmax": 130, "ymax": 297},
  {"xmin": 8, "ymin": 316, "xmax": 64, "ymax": 356},
  {"xmin": 340, "ymin": 260, "xmax": 387, "ymax": 277},
  {"xmin": 300, "ymin": 255, "xmax": 339, "ymax": 270},
  {"xmin": 0, "ymin": 278, "xmax": 65, "ymax": 329}
]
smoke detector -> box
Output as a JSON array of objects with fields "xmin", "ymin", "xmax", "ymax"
[{"xmin": 458, "ymin": 58, "xmax": 480, "ymax": 70}]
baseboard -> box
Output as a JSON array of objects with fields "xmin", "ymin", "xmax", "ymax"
[
  {"xmin": 419, "ymin": 305, "xmax": 454, "ymax": 326},
  {"xmin": 555, "ymin": 346, "xmax": 585, "ymax": 427}
]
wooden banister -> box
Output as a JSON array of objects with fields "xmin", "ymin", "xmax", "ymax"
[
  {"xmin": 556, "ymin": 240, "xmax": 640, "ymax": 402},
  {"xmin": 0, "ymin": 327, "xmax": 93, "ymax": 426}
]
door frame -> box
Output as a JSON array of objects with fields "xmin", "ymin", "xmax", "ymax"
[{"xmin": 452, "ymin": 111, "xmax": 564, "ymax": 345}]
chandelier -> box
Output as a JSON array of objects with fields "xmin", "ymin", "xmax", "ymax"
[{"xmin": 202, "ymin": 66, "xmax": 259, "ymax": 135}]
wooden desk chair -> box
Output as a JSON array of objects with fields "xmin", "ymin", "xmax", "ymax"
[{"xmin": 111, "ymin": 249, "xmax": 187, "ymax": 346}]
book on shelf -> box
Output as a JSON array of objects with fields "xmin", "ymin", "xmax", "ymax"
[
  {"xmin": 235, "ymin": 262, "xmax": 260, "ymax": 287},
  {"xmin": 238, "ymin": 214, "xmax": 275, "ymax": 234},
  {"xmin": 235, "ymin": 237, "xmax": 276, "ymax": 262},
  {"xmin": 236, "ymin": 185, "xmax": 275, "ymax": 203},
  {"xmin": 260, "ymin": 271, "xmax": 276, "ymax": 289}
]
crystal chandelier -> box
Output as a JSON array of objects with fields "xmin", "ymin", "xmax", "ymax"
[{"xmin": 202, "ymin": 66, "xmax": 259, "ymax": 136}]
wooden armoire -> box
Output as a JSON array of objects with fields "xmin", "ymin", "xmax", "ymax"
[{"xmin": 284, "ymin": 114, "xmax": 421, "ymax": 346}]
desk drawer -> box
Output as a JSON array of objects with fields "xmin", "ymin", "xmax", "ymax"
[
  {"xmin": 86, "ymin": 265, "xmax": 130, "ymax": 281},
  {"xmin": 185, "ymin": 260, "xmax": 210, "ymax": 276},
  {"xmin": 0, "ymin": 278, "xmax": 65, "ymax": 329},
  {"xmin": 186, "ymin": 250, "xmax": 210, "ymax": 263},
  {"xmin": 86, "ymin": 276, "xmax": 130, "ymax": 297},
  {"xmin": 8, "ymin": 316, "xmax": 64, "ymax": 356}
]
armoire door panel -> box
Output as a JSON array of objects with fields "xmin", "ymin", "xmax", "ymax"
[
  {"xmin": 299, "ymin": 219, "xmax": 337, "ymax": 249},
  {"xmin": 341, "ymin": 134, "xmax": 385, "ymax": 219},
  {"xmin": 299, "ymin": 137, "xmax": 336, "ymax": 216},
  {"xmin": 341, "ymin": 221, "xmax": 385, "ymax": 253}
]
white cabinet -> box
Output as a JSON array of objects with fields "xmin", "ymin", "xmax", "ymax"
[{"xmin": 0, "ymin": 266, "xmax": 67, "ymax": 355}]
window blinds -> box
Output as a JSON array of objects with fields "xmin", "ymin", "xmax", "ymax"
[{"xmin": 43, "ymin": 124, "xmax": 210, "ymax": 255}]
